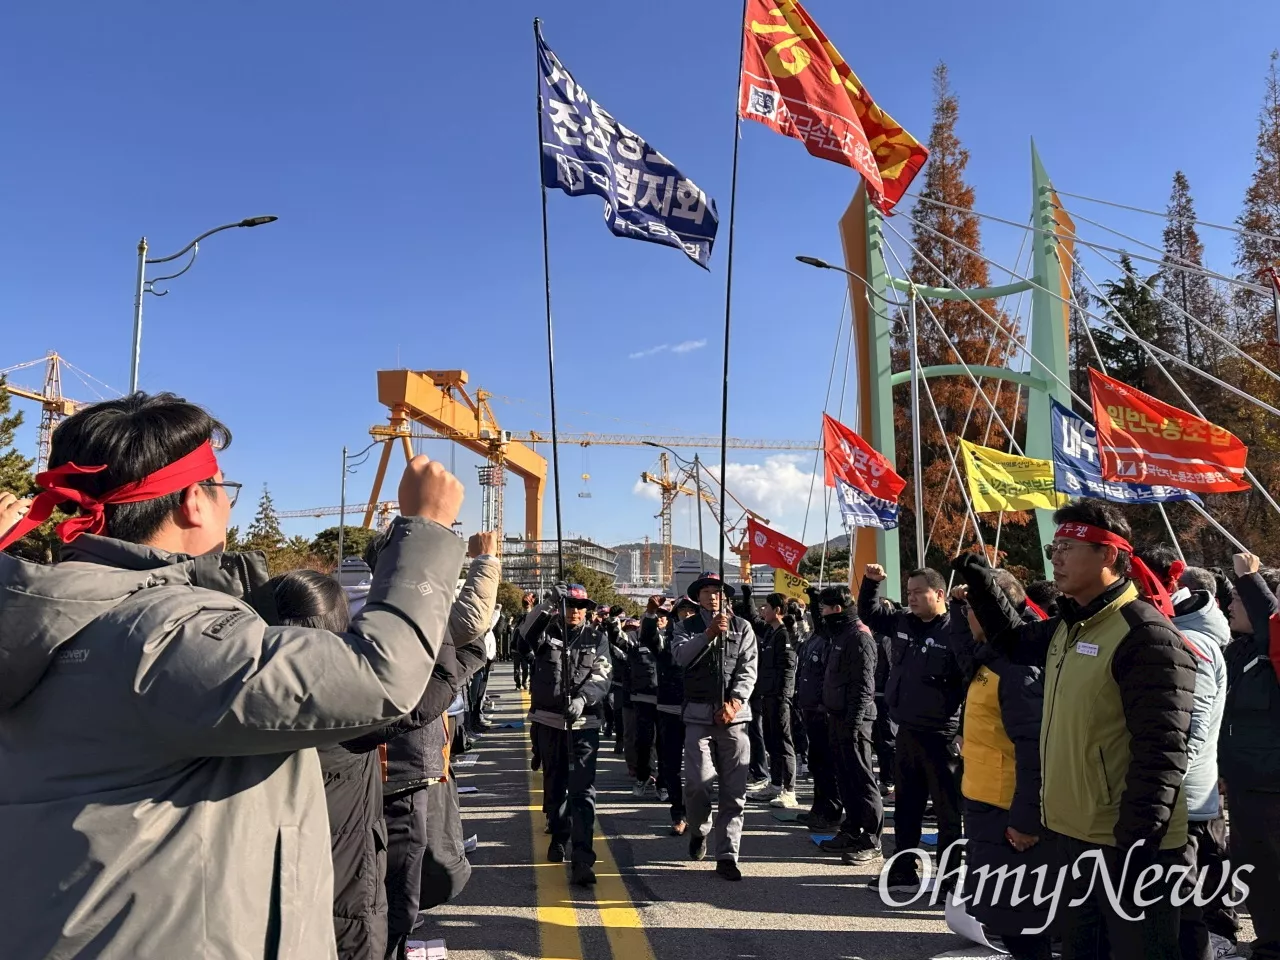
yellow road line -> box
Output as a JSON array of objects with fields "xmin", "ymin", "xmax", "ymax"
[
  {"xmin": 522, "ymin": 690, "xmax": 585, "ymax": 960},
  {"xmin": 520, "ymin": 689, "xmax": 659, "ymax": 960},
  {"xmin": 591, "ymin": 821, "xmax": 658, "ymax": 960}
]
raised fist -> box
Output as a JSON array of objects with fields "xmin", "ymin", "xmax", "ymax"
[
  {"xmin": 1233, "ymin": 552, "xmax": 1261, "ymax": 578},
  {"xmin": 398, "ymin": 456, "xmax": 464, "ymax": 529},
  {"xmin": 865, "ymin": 564, "xmax": 887, "ymax": 583},
  {"xmin": 467, "ymin": 530, "xmax": 498, "ymax": 559}
]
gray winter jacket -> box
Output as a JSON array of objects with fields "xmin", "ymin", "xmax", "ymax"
[
  {"xmin": 0, "ymin": 517, "xmax": 465, "ymax": 960},
  {"xmin": 1171, "ymin": 590, "xmax": 1229, "ymax": 821},
  {"xmin": 672, "ymin": 608, "xmax": 758, "ymax": 726}
]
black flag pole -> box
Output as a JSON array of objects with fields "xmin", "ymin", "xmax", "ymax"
[
  {"xmin": 715, "ymin": 0, "xmax": 750, "ymax": 705},
  {"xmin": 533, "ymin": 18, "xmax": 566, "ymax": 584}
]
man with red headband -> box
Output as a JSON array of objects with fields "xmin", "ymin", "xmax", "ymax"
[
  {"xmin": 0, "ymin": 392, "xmax": 467, "ymax": 959},
  {"xmin": 966, "ymin": 499, "xmax": 1197, "ymax": 960}
]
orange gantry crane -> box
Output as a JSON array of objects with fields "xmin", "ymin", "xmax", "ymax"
[{"xmin": 357, "ymin": 368, "xmax": 816, "ymax": 560}]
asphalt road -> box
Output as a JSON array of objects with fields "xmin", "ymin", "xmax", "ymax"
[{"xmin": 428, "ymin": 671, "xmax": 1257, "ymax": 960}]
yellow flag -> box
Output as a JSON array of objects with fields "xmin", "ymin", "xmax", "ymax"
[
  {"xmin": 959, "ymin": 439, "xmax": 1069, "ymax": 513},
  {"xmin": 773, "ymin": 568, "xmax": 811, "ymax": 603}
]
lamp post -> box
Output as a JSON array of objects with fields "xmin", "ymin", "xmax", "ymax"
[
  {"xmin": 131, "ymin": 215, "xmax": 278, "ymax": 393},
  {"xmin": 338, "ymin": 440, "xmax": 385, "ymax": 567}
]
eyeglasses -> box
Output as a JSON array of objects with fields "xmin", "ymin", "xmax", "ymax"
[
  {"xmin": 200, "ymin": 480, "xmax": 242, "ymax": 509},
  {"xmin": 1044, "ymin": 540, "xmax": 1093, "ymax": 560}
]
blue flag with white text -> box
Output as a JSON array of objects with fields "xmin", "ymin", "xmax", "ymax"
[
  {"xmin": 836, "ymin": 478, "xmax": 899, "ymax": 530},
  {"xmin": 1051, "ymin": 399, "xmax": 1201, "ymax": 506},
  {"xmin": 536, "ymin": 23, "xmax": 718, "ymax": 269}
]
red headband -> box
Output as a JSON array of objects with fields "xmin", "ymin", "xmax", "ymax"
[
  {"xmin": 1054, "ymin": 522, "xmax": 1174, "ymax": 618},
  {"xmin": 0, "ymin": 441, "xmax": 220, "ymax": 551}
]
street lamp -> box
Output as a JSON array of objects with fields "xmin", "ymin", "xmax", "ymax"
[
  {"xmin": 131, "ymin": 215, "xmax": 279, "ymax": 393},
  {"xmin": 643, "ymin": 440, "xmax": 708, "ymax": 561},
  {"xmin": 338, "ymin": 440, "xmax": 386, "ymax": 566}
]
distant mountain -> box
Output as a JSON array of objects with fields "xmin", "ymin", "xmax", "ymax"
[{"xmin": 610, "ymin": 542, "xmax": 717, "ymax": 582}]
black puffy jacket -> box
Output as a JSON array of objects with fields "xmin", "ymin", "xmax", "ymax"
[
  {"xmin": 1220, "ymin": 572, "xmax": 1280, "ymax": 792},
  {"xmin": 641, "ymin": 614, "xmax": 685, "ymax": 708},
  {"xmin": 796, "ymin": 630, "xmax": 829, "ymax": 712},
  {"xmin": 859, "ymin": 576, "xmax": 970, "ymax": 735},
  {"xmin": 821, "ymin": 612, "xmax": 877, "ymax": 722},
  {"xmin": 756, "ymin": 621, "xmax": 798, "ymax": 700},
  {"xmin": 623, "ymin": 626, "xmax": 660, "ymax": 700}
]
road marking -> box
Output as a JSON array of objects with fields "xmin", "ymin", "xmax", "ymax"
[
  {"xmin": 520, "ymin": 690, "xmax": 658, "ymax": 960},
  {"xmin": 591, "ymin": 822, "xmax": 658, "ymax": 960}
]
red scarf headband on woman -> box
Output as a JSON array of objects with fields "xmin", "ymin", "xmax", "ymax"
[
  {"xmin": 1054, "ymin": 522, "xmax": 1174, "ymax": 618},
  {"xmin": 0, "ymin": 441, "xmax": 220, "ymax": 551}
]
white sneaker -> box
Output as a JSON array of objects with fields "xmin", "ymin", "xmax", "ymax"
[
  {"xmin": 642, "ymin": 778, "xmax": 658, "ymax": 799},
  {"xmin": 657, "ymin": 787, "xmax": 670, "ymax": 803},
  {"xmin": 748, "ymin": 784, "xmax": 781, "ymax": 802},
  {"xmin": 632, "ymin": 781, "xmax": 645, "ymax": 798},
  {"xmin": 770, "ymin": 789, "xmax": 800, "ymax": 809},
  {"xmin": 746, "ymin": 778, "xmax": 771, "ymax": 794}
]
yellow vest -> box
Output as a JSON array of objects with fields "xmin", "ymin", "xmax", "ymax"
[
  {"xmin": 961, "ymin": 665, "xmax": 1016, "ymax": 809},
  {"xmin": 1040, "ymin": 583, "xmax": 1187, "ymax": 850}
]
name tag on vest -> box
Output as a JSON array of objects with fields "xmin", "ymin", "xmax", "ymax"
[{"xmin": 1076, "ymin": 642, "xmax": 1100, "ymax": 657}]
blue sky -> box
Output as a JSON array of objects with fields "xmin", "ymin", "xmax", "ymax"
[{"xmin": 2, "ymin": 1, "xmax": 1275, "ymax": 555}]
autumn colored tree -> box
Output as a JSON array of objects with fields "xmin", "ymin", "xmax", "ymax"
[
  {"xmin": 1233, "ymin": 51, "xmax": 1280, "ymax": 333},
  {"xmin": 893, "ymin": 62, "xmax": 1030, "ymax": 572},
  {"xmin": 1160, "ymin": 172, "xmax": 1230, "ymax": 380}
]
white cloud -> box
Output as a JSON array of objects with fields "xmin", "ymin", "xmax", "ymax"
[
  {"xmin": 632, "ymin": 477, "xmax": 662, "ymax": 501},
  {"xmin": 629, "ymin": 343, "xmax": 669, "ymax": 360},
  {"xmin": 720, "ymin": 455, "xmax": 819, "ymax": 537},
  {"xmin": 671, "ymin": 339, "xmax": 707, "ymax": 355}
]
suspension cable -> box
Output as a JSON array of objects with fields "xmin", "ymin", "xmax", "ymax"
[
  {"xmin": 801, "ymin": 290, "xmax": 850, "ymax": 544},
  {"xmin": 1051, "ymin": 188, "xmax": 1280, "ymax": 248}
]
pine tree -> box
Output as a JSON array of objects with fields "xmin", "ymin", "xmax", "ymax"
[
  {"xmin": 1091, "ymin": 254, "xmax": 1164, "ymax": 393},
  {"xmin": 245, "ymin": 486, "xmax": 285, "ymax": 553},
  {"xmin": 0, "ymin": 380, "xmax": 34, "ymax": 496},
  {"xmin": 893, "ymin": 62, "xmax": 1028, "ymax": 571},
  {"xmin": 1068, "ymin": 263, "xmax": 1095, "ymax": 410},
  {"xmin": 1233, "ymin": 50, "xmax": 1280, "ymax": 335}
]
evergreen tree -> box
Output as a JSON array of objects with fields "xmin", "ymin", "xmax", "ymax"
[
  {"xmin": 1068, "ymin": 263, "xmax": 1095, "ymax": 410},
  {"xmin": 1233, "ymin": 50, "xmax": 1280, "ymax": 335},
  {"xmin": 894, "ymin": 62, "xmax": 1027, "ymax": 570},
  {"xmin": 0, "ymin": 379, "xmax": 58, "ymax": 562},
  {"xmin": 310, "ymin": 525, "xmax": 378, "ymax": 565},
  {"xmin": 244, "ymin": 486, "xmax": 285, "ymax": 554},
  {"xmin": 1091, "ymin": 254, "xmax": 1163, "ymax": 393}
]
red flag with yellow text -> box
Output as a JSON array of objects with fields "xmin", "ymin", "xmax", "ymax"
[
  {"xmin": 737, "ymin": 0, "xmax": 928, "ymax": 212},
  {"xmin": 746, "ymin": 517, "xmax": 807, "ymax": 574},
  {"xmin": 1089, "ymin": 369, "xmax": 1249, "ymax": 494}
]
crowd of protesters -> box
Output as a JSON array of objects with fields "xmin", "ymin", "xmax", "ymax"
[{"xmin": 1, "ymin": 391, "xmax": 1279, "ymax": 960}]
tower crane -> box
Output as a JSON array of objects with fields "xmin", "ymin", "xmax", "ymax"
[
  {"xmin": 0, "ymin": 353, "xmax": 87, "ymax": 473},
  {"xmin": 639, "ymin": 453, "xmax": 720, "ymax": 583}
]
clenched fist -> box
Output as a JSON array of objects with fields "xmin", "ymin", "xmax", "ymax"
[
  {"xmin": 468, "ymin": 530, "xmax": 498, "ymax": 559},
  {"xmin": 0, "ymin": 492, "xmax": 32, "ymax": 541},
  {"xmin": 864, "ymin": 564, "xmax": 887, "ymax": 582},
  {"xmin": 1233, "ymin": 552, "xmax": 1260, "ymax": 578},
  {"xmin": 398, "ymin": 456, "xmax": 464, "ymax": 529}
]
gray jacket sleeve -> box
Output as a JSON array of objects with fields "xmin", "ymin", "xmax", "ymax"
[
  {"xmin": 727, "ymin": 620, "xmax": 758, "ymax": 704},
  {"xmin": 449, "ymin": 556, "xmax": 500, "ymax": 649},
  {"xmin": 571, "ymin": 632, "xmax": 613, "ymax": 708},
  {"xmin": 133, "ymin": 517, "xmax": 467, "ymax": 756},
  {"xmin": 671, "ymin": 616, "xmax": 714, "ymax": 668}
]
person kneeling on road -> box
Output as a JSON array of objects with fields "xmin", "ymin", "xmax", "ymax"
[
  {"xmin": 523, "ymin": 584, "xmax": 612, "ymax": 887},
  {"xmin": 672, "ymin": 572, "xmax": 758, "ymax": 882}
]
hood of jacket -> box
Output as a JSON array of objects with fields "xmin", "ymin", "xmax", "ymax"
[
  {"xmin": 1172, "ymin": 591, "xmax": 1230, "ymax": 649},
  {"xmin": 0, "ymin": 536, "xmax": 268, "ymax": 712}
]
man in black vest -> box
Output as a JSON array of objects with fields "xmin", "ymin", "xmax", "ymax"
[
  {"xmin": 522, "ymin": 584, "xmax": 613, "ymax": 887},
  {"xmin": 673, "ymin": 573, "xmax": 758, "ymax": 881}
]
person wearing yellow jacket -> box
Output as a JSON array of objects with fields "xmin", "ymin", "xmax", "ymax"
[
  {"xmin": 950, "ymin": 554, "xmax": 1052, "ymax": 960},
  {"xmin": 966, "ymin": 500, "xmax": 1197, "ymax": 960}
]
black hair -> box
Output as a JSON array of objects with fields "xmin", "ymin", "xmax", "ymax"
[
  {"xmin": 763, "ymin": 592, "xmax": 788, "ymax": 612},
  {"xmin": 1134, "ymin": 543, "xmax": 1181, "ymax": 583},
  {"xmin": 1178, "ymin": 566, "xmax": 1218, "ymax": 595},
  {"xmin": 1260, "ymin": 567, "xmax": 1280, "ymax": 596},
  {"xmin": 1025, "ymin": 579, "xmax": 1062, "ymax": 616},
  {"xmin": 265, "ymin": 569, "xmax": 351, "ymax": 634},
  {"xmin": 609, "ymin": 605, "xmax": 625, "ymax": 618},
  {"xmin": 1051, "ymin": 499, "xmax": 1133, "ymax": 577},
  {"xmin": 818, "ymin": 584, "xmax": 853, "ymax": 609},
  {"xmin": 906, "ymin": 568, "xmax": 947, "ymax": 593},
  {"xmin": 47, "ymin": 392, "xmax": 231, "ymax": 544},
  {"xmin": 991, "ymin": 569, "xmax": 1027, "ymax": 608}
]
